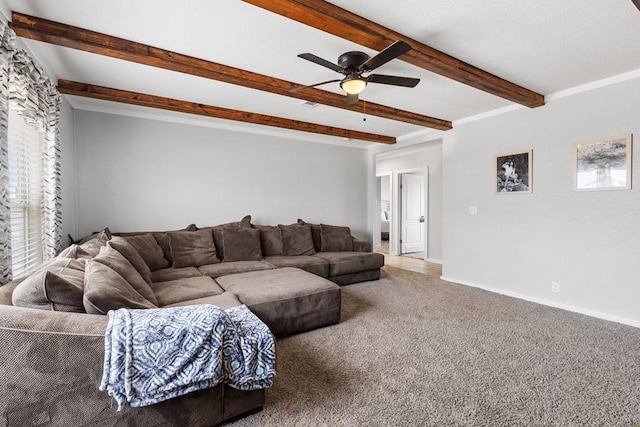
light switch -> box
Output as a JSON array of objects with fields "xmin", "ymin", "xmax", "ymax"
[{"xmin": 469, "ymin": 206, "xmax": 478, "ymax": 214}]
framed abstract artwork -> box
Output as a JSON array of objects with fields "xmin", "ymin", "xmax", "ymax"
[
  {"xmin": 495, "ymin": 149, "xmax": 532, "ymax": 194},
  {"xmin": 574, "ymin": 135, "xmax": 632, "ymax": 191}
]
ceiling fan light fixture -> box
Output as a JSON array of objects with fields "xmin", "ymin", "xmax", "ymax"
[{"xmin": 340, "ymin": 76, "xmax": 367, "ymax": 95}]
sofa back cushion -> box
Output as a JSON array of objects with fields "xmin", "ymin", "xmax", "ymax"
[
  {"xmin": 123, "ymin": 233, "xmax": 169, "ymax": 271},
  {"xmin": 320, "ymin": 224, "xmax": 354, "ymax": 252},
  {"xmin": 107, "ymin": 236, "xmax": 153, "ymax": 285},
  {"xmin": 12, "ymin": 258, "xmax": 86, "ymax": 312},
  {"xmin": 83, "ymin": 260, "xmax": 157, "ymax": 315},
  {"xmin": 58, "ymin": 244, "xmax": 93, "ymax": 259},
  {"xmin": 221, "ymin": 228, "xmax": 263, "ymax": 262},
  {"xmin": 297, "ymin": 219, "xmax": 322, "ymax": 253},
  {"xmin": 93, "ymin": 245, "xmax": 158, "ymax": 306},
  {"xmin": 168, "ymin": 229, "xmax": 219, "ymax": 268},
  {"xmin": 279, "ymin": 224, "xmax": 316, "ymax": 256},
  {"xmin": 253, "ymin": 225, "xmax": 283, "ymax": 256},
  {"xmin": 200, "ymin": 215, "xmax": 252, "ymax": 260}
]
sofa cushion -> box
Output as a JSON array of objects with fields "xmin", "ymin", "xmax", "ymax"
[
  {"xmin": 151, "ymin": 266, "xmax": 202, "ymax": 283},
  {"xmin": 279, "ymin": 224, "xmax": 315, "ymax": 256},
  {"xmin": 215, "ymin": 267, "xmax": 341, "ymax": 337},
  {"xmin": 253, "ymin": 225, "xmax": 283, "ymax": 256},
  {"xmin": 157, "ymin": 224, "xmax": 197, "ymax": 263},
  {"xmin": 200, "ymin": 215, "xmax": 252, "ymax": 260},
  {"xmin": 12, "ymin": 258, "xmax": 86, "ymax": 312},
  {"xmin": 222, "ymin": 228, "xmax": 262, "ymax": 262},
  {"xmin": 108, "ymin": 236, "xmax": 153, "ymax": 285},
  {"xmin": 198, "ymin": 261, "xmax": 274, "ymax": 279},
  {"xmin": 297, "ymin": 219, "xmax": 322, "ymax": 253},
  {"xmin": 93, "ymin": 245, "xmax": 158, "ymax": 306},
  {"xmin": 165, "ymin": 291, "xmax": 242, "ymax": 310},
  {"xmin": 313, "ymin": 252, "xmax": 385, "ymax": 276},
  {"xmin": 83, "ymin": 260, "xmax": 157, "ymax": 315},
  {"xmin": 151, "ymin": 276, "xmax": 224, "ymax": 306},
  {"xmin": 264, "ymin": 255, "xmax": 329, "ymax": 277},
  {"xmin": 320, "ymin": 224, "xmax": 354, "ymax": 252},
  {"xmin": 58, "ymin": 244, "xmax": 93, "ymax": 259},
  {"xmin": 168, "ymin": 229, "xmax": 219, "ymax": 268},
  {"xmin": 124, "ymin": 233, "xmax": 169, "ymax": 271},
  {"xmin": 75, "ymin": 228, "xmax": 111, "ymax": 258}
]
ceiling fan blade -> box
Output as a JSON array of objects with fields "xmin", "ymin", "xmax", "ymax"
[
  {"xmin": 289, "ymin": 79, "xmax": 341, "ymax": 93},
  {"xmin": 297, "ymin": 53, "xmax": 344, "ymax": 73},
  {"xmin": 362, "ymin": 40, "xmax": 411, "ymax": 71},
  {"xmin": 367, "ymin": 74, "xmax": 420, "ymax": 87},
  {"xmin": 346, "ymin": 92, "xmax": 359, "ymax": 105}
]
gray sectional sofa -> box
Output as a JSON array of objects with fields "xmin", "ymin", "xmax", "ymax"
[{"xmin": 0, "ymin": 215, "xmax": 384, "ymax": 426}]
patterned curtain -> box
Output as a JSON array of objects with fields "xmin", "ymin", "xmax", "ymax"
[
  {"xmin": 0, "ymin": 20, "xmax": 62, "ymax": 285},
  {"xmin": 0, "ymin": 21, "xmax": 15, "ymax": 285},
  {"xmin": 10, "ymin": 50, "xmax": 63, "ymax": 262}
]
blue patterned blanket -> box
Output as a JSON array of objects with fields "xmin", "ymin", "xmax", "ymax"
[{"xmin": 100, "ymin": 304, "xmax": 276, "ymax": 410}]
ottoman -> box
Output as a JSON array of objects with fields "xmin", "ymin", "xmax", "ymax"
[{"xmin": 215, "ymin": 267, "xmax": 341, "ymax": 337}]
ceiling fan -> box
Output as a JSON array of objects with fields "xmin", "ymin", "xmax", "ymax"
[{"xmin": 291, "ymin": 40, "xmax": 420, "ymax": 105}]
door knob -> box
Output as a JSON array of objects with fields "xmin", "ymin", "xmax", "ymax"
[{"xmin": 419, "ymin": 216, "xmax": 425, "ymax": 223}]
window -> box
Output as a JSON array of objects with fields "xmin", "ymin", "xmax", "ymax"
[{"xmin": 7, "ymin": 107, "xmax": 45, "ymax": 277}]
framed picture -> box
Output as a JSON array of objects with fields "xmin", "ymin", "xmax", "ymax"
[
  {"xmin": 574, "ymin": 134, "xmax": 632, "ymax": 191},
  {"xmin": 495, "ymin": 149, "xmax": 532, "ymax": 194}
]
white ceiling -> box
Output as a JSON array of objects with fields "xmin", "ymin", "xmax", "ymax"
[{"xmin": 2, "ymin": 0, "xmax": 640, "ymax": 148}]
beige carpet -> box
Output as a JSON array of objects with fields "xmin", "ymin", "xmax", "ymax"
[{"xmin": 230, "ymin": 266, "xmax": 640, "ymax": 426}]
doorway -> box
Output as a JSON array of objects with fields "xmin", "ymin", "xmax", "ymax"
[{"xmin": 375, "ymin": 174, "xmax": 392, "ymax": 254}]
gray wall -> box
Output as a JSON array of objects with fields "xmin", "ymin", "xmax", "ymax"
[
  {"xmin": 376, "ymin": 140, "xmax": 443, "ymax": 262},
  {"xmin": 442, "ymin": 78, "xmax": 640, "ymax": 325},
  {"xmin": 73, "ymin": 110, "xmax": 369, "ymax": 239}
]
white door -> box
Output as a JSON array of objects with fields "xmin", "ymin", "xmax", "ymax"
[{"xmin": 401, "ymin": 174, "xmax": 424, "ymax": 254}]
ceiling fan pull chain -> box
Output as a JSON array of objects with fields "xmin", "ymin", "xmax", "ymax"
[{"xmin": 363, "ymin": 100, "xmax": 367, "ymax": 122}]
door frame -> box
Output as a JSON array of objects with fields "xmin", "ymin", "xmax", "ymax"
[{"xmin": 374, "ymin": 173, "xmax": 392, "ymax": 252}]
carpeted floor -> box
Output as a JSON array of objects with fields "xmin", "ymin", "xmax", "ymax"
[{"xmin": 230, "ymin": 266, "xmax": 640, "ymax": 426}]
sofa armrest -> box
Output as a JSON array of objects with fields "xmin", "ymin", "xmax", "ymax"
[
  {"xmin": 0, "ymin": 305, "xmax": 229, "ymax": 425},
  {"xmin": 0, "ymin": 305, "xmax": 111, "ymax": 425},
  {"xmin": 352, "ymin": 238, "xmax": 372, "ymax": 252}
]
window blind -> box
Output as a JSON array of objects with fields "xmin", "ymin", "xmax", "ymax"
[{"xmin": 8, "ymin": 107, "xmax": 44, "ymax": 277}]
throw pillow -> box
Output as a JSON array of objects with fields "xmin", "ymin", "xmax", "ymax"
[
  {"xmin": 203, "ymin": 215, "xmax": 252, "ymax": 260},
  {"xmin": 58, "ymin": 244, "xmax": 93, "ymax": 259},
  {"xmin": 320, "ymin": 224, "xmax": 354, "ymax": 252},
  {"xmin": 94, "ymin": 245, "xmax": 158, "ymax": 306},
  {"xmin": 279, "ymin": 224, "xmax": 316, "ymax": 256},
  {"xmin": 168, "ymin": 228, "xmax": 219, "ymax": 268},
  {"xmin": 123, "ymin": 233, "xmax": 169, "ymax": 271},
  {"xmin": 83, "ymin": 260, "xmax": 157, "ymax": 315},
  {"xmin": 107, "ymin": 236, "xmax": 153, "ymax": 285},
  {"xmin": 77, "ymin": 228, "xmax": 111, "ymax": 258},
  {"xmin": 221, "ymin": 228, "xmax": 263, "ymax": 262},
  {"xmin": 253, "ymin": 225, "xmax": 283, "ymax": 256},
  {"xmin": 12, "ymin": 258, "xmax": 86, "ymax": 312},
  {"xmin": 154, "ymin": 225, "xmax": 196, "ymax": 264},
  {"xmin": 297, "ymin": 219, "xmax": 322, "ymax": 253}
]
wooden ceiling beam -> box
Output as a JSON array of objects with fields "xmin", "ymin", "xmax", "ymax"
[
  {"xmin": 242, "ymin": 0, "xmax": 545, "ymax": 108},
  {"xmin": 632, "ymin": 0, "xmax": 640, "ymax": 12},
  {"xmin": 11, "ymin": 12, "xmax": 451, "ymax": 131},
  {"xmin": 57, "ymin": 80, "xmax": 396, "ymax": 144}
]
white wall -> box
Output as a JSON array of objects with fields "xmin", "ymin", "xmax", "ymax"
[
  {"xmin": 442, "ymin": 77, "xmax": 640, "ymax": 326},
  {"xmin": 73, "ymin": 110, "xmax": 370, "ymax": 239},
  {"xmin": 376, "ymin": 140, "xmax": 443, "ymax": 261},
  {"xmin": 59, "ymin": 98, "xmax": 76, "ymax": 245}
]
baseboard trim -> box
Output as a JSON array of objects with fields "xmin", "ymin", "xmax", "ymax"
[
  {"xmin": 440, "ymin": 276, "xmax": 640, "ymax": 329},
  {"xmin": 426, "ymin": 258, "xmax": 442, "ymax": 264}
]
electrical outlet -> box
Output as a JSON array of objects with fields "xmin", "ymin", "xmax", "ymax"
[
  {"xmin": 469, "ymin": 206, "xmax": 478, "ymax": 214},
  {"xmin": 551, "ymin": 282, "xmax": 560, "ymax": 293}
]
